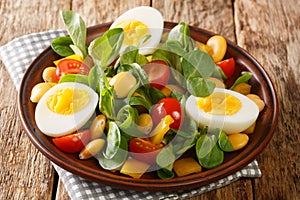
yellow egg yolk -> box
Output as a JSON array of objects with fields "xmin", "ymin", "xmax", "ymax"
[
  {"xmin": 47, "ymin": 88, "xmax": 90, "ymax": 115},
  {"xmin": 116, "ymin": 20, "xmax": 149, "ymax": 46},
  {"xmin": 197, "ymin": 92, "xmax": 242, "ymax": 116}
]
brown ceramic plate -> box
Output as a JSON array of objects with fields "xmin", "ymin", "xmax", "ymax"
[{"xmin": 18, "ymin": 22, "xmax": 278, "ymax": 191}]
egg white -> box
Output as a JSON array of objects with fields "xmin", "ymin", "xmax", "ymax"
[
  {"xmin": 35, "ymin": 82, "xmax": 98, "ymax": 137},
  {"xmin": 110, "ymin": 6, "xmax": 164, "ymax": 55},
  {"xmin": 185, "ymin": 88, "xmax": 259, "ymax": 134}
]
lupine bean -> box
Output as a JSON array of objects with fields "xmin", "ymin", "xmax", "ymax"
[
  {"xmin": 30, "ymin": 82, "xmax": 54, "ymax": 103},
  {"xmin": 42, "ymin": 67, "xmax": 57, "ymax": 82},
  {"xmin": 79, "ymin": 139, "xmax": 105, "ymax": 159},
  {"xmin": 90, "ymin": 115, "xmax": 106, "ymax": 140},
  {"xmin": 109, "ymin": 72, "xmax": 137, "ymax": 98},
  {"xmin": 247, "ymin": 94, "xmax": 265, "ymax": 112}
]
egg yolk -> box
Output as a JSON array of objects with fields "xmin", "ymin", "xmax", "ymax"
[
  {"xmin": 47, "ymin": 88, "xmax": 90, "ymax": 115},
  {"xmin": 197, "ymin": 92, "xmax": 242, "ymax": 116},
  {"xmin": 116, "ymin": 19, "xmax": 149, "ymax": 46}
]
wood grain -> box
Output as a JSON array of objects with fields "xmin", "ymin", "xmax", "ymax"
[
  {"xmin": 235, "ymin": 0, "xmax": 300, "ymax": 199},
  {"xmin": 0, "ymin": 0, "xmax": 299, "ymax": 199},
  {"xmin": 153, "ymin": 0, "xmax": 236, "ymax": 42},
  {"xmin": 71, "ymin": 0, "xmax": 150, "ymax": 26}
]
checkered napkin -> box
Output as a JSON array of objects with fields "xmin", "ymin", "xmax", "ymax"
[{"xmin": 0, "ymin": 30, "xmax": 262, "ymax": 200}]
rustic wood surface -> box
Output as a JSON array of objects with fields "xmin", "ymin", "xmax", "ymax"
[{"xmin": 0, "ymin": 0, "xmax": 299, "ymax": 199}]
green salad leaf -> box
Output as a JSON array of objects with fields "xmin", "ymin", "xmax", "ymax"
[
  {"xmin": 156, "ymin": 144, "xmax": 176, "ymax": 179},
  {"xmin": 98, "ymin": 136, "xmax": 128, "ymax": 170},
  {"xmin": 119, "ymin": 46, "xmax": 139, "ymax": 65},
  {"xmin": 156, "ymin": 144, "xmax": 175, "ymax": 167},
  {"xmin": 58, "ymin": 74, "xmax": 89, "ymax": 85},
  {"xmin": 98, "ymin": 76, "xmax": 115, "ymax": 120},
  {"xmin": 103, "ymin": 121, "xmax": 121, "ymax": 159},
  {"xmin": 172, "ymin": 117, "xmax": 199, "ymax": 155},
  {"xmin": 51, "ymin": 36, "xmax": 74, "ymax": 57},
  {"xmin": 167, "ymin": 22, "xmax": 193, "ymax": 51},
  {"xmin": 88, "ymin": 66, "xmax": 100, "ymax": 92},
  {"xmin": 218, "ymin": 130, "xmax": 234, "ymax": 152},
  {"xmin": 229, "ymin": 71, "xmax": 253, "ymax": 89},
  {"xmin": 196, "ymin": 132, "xmax": 224, "ymax": 169},
  {"xmin": 157, "ymin": 164, "xmax": 175, "ymax": 179},
  {"xmin": 187, "ymin": 76, "xmax": 215, "ymax": 97},
  {"xmin": 116, "ymin": 105, "xmax": 142, "ymax": 137},
  {"xmin": 88, "ymin": 28, "xmax": 124, "ymax": 68},
  {"xmin": 129, "ymin": 86, "xmax": 152, "ymax": 110},
  {"xmin": 165, "ymin": 40, "xmax": 187, "ymax": 56},
  {"xmin": 61, "ymin": 10, "xmax": 87, "ymax": 58},
  {"xmin": 182, "ymin": 49, "xmax": 215, "ymax": 79}
]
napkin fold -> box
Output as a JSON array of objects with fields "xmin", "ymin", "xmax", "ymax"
[{"xmin": 0, "ymin": 30, "xmax": 261, "ymax": 200}]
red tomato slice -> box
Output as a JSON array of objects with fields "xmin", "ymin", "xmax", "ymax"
[
  {"xmin": 52, "ymin": 130, "xmax": 91, "ymax": 153},
  {"xmin": 56, "ymin": 59, "xmax": 90, "ymax": 81},
  {"xmin": 151, "ymin": 97, "xmax": 184, "ymax": 130},
  {"xmin": 216, "ymin": 58, "xmax": 236, "ymax": 78},
  {"xmin": 129, "ymin": 138, "xmax": 164, "ymax": 164},
  {"xmin": 142, "ymin": 60, "xmax": 170, "ymax": 90}
]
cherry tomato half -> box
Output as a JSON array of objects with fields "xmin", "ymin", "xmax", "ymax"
[
  {"xmin": 129, "ymin": 138, "xmax": 164, "ymax": 164},
  {"xmin": 151, "ymin": 97, "xmax": 184, "ymax": 130},
  {"xmin": 142, "ymin": 60, "xmax": 170, "ymax": 90},
  {"xmin": 216, "ymin": 58, "xmax": 236, "ymax": 78},
  {"xmin": 56, "ymin": 59, "xmax": 90, "ymax": 81},
  {"xmin": 52, "ymin": 130, "xmax": 91, "ymax": 153}
]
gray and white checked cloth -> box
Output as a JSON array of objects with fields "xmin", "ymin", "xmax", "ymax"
[{"xmin": 0, "ymin": 30, "xmax": 261, "ymax": 200}]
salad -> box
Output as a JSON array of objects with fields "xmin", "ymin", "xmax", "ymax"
[{"xmin": 30, "ymin": 7, "xmax": 265, "ymax": 179}]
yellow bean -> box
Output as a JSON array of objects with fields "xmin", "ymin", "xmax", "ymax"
[
  {"xmin": 233, "ymin": 82, "xmax": 252, "ymax": 95},
  {"xmin": 195, "ymin": 41, "xmax": 211, "ymax": 54},
  {"xmin": 244, "ymin": 122, "xmax": 256, "ymax": 134},
  {"xmin": 247, "ymin": 94, "xmax": 265, "ymax": 112},
  {"xmin": 79, "ymin": 139, "xmax": 105, "ymax": 159},
  {"xmin": 228, "ymin": 133, "xmax": 249, "ymax": 151},
  {"xmin": 206, "ymin": 35, "xmax": 227, "ymax": 62},
  {"xmin": 42, "ymin": 67, "xmax": 57, "ymax": 82},
  {"xmin": 206, "ymin": 77, "xmax": 226, "ymax": 88},
  {"xmin": 90, "ymin": 115, "xmax": 106, "ymax": 140},
  {"xmin": 30, "ymin": 82, "xmax": 53, "ymax": 103},
  {"xmin": 137, "ymin": 113, "xmax": 153, "ymax": 134}
]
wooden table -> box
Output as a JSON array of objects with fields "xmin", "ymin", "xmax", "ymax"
[{"xmin": 0, "ymin": 0, "xmax": 299, "ymax": 199}]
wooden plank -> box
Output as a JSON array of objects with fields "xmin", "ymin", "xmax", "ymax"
[
  {"xmin": 234, "ymin": 0, "xmax": 300, "ymax": 199},
  {"xmin": 55, "ymin": 179, "xmax": 70, "ymax": 200},
  {"xmin": 71, "ymin": 0, "xmax": 151, "ymax": 26},
  {"xmin": 153, "ymin": 0, "xmax": 236, "ymax": 42},
  {"xmin": 0, "ymin": 0, "xmax": 71, "ymax": 199}
]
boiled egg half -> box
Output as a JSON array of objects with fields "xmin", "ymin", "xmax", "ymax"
[
  {"xmin": 35, "ymin": 82, "xmax": 98, "ymax": 137},
  {"xmin": 185, "ymin": 88, "xmax": 259, "ymax": 134},
  {"xmin": 110, "ymin": 6, "xmax": 164, "ymax": 55}
]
